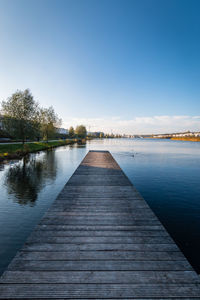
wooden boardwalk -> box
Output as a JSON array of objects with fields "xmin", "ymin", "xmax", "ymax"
[{"xmin": 0, "ymin": 150, "xmax": 200, "ymax": 299}]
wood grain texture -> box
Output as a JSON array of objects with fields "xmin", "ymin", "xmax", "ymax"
[{"xmin": 0, "ymin": 150, "xmax": 200, "ymax": 299}]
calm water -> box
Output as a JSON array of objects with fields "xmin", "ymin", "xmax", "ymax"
[{"xmin": 0, "ymin": 138, "xmax": 200, "ymax": 274}]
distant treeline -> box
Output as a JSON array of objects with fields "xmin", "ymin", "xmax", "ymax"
[{"xmin": 0, "ymin": 89, "xmax": 124, "ymax": 142}]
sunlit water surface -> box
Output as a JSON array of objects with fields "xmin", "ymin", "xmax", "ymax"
[{"xmin": 0, "ymin": 138, "xmax": 200, "ymax": 274}]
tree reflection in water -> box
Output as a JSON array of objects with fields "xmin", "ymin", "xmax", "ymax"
[{"xmin": 4, "ymin": 150, "xmax": 57, "ymax": 206}]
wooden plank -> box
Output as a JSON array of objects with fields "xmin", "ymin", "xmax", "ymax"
[
  {"xmin": 36, "ymin": 224, "xmax": 166, "ymax": 231},
  {"xmin": 50, "ymin": 202, "xmax": 138, "ymax": 207},
  {"xmin": 8, "ymin": 260, "xmax": 193, "ymax": 271},
  {"xmin": 0, "ymin": 150, "xmax": 200, "ymax": 299},
  {"xmin": 15, "ymin": 250, "xmax": 186, "ymax": 261},
  {"xmin": 41, "ymin": 214, "xmax": 155, "ymax": 219},
  {"xmin": 47, "ymin": 209, "xmax": 152, "ymax": 214},
  {"xmin": 57, "ymin": 187, "xmax": 138, "ymax": 192},
  {"xmin": 46, "ymin": 210, "xmax": 155, "ymax": 217},
  {"xmin": 1, "ymin": 284, "xmax": 200, "ymax": 298},
  {"xmin": 26, "ymin": 236, "xmax": 174, "ymax": 244},
  {"xmin": 30, "ymin": 230, "xmax": 169, "ymax": 237},
  {"xmin": 49, "ymin": 205, "xmax": 147, "ymax": 211},
  {"xmin": 21, "ymin": 243, "xmax": 178, "ymax": 251},
  {"xmin": 1, "ymin": 270, "xmax": 199, "ymax": 284},
  {"xmin": 39, "ymin": 217, "xmax": 161, "ymax": 226}
]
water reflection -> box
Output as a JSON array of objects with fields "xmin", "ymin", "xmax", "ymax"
[{"xmin": 4, "ymin": 150, "xmax": 58, "ymax": 206}]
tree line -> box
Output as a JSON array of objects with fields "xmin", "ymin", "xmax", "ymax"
[
  {"xmin": 0, "ymin": 89, "xmax": 87, "ymax": 143},
  {"xmin": 0, "ymin": 89, "xmax": 123, "ymax": 142}
]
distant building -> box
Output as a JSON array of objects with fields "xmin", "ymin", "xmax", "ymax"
[
  {"xmin": 56, "ymin": 128, "xmax": 69, "ymax": 135},
  {"xmin": 194, "ymin": 132, "xmax": 200, "ymax": 137},
  {"xmin": 151, "ymin": 131, "xmax": 200, "ymax": 138}
]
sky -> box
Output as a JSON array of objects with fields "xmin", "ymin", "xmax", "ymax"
[{"xmin": 0, "ymin": 0, "xmax": 200, "ymax": 134}]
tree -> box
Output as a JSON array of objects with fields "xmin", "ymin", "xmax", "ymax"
[
  {"xmin": 1, "ymin": 89, "xmax": 39, "ymax": 143},
  {"xmin": 39, "ymin": 106, "xmax": 61, "ymax": 141},
  {"xmin": 75, "ymin": 125, "xmax": 87, "ymax": 138},
  {"xmin": 100, "ymin": 132, "xmax": 104, "ymax": 138},
  {"xmin": 69, "ymin": 126, "xmax": 75, "ymax": 138}
]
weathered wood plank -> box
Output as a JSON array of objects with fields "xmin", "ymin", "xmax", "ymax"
[
  {"xmin": 1, "ymin": 270, "xmax": 198, "ymax": 284},
  {"xmin": 31, "ymin": 230, "xmax": 169, "ymax": 237},
  {"xmin": 46, "ymin": 211, "xmax": 155, "ymax": 217},
  {"xmin": 39, "ymin": 217, "xmax": 161, "ymax": 225},
  {"xmin": 36, "ymin": 224, "xmax": 166, "ymax": 231},
  {"xmin": 49, "ymin": 205, "xmax": 147, "ymax": 211},
  {"xmin": 1, "ymin": 284, "xmax": 200, "ymax": 298},
  {"xmin": 8, "ymin": 260, "xmax": 193, "ymax": 271},
  {"xmin": 21, "ymin": 243, "xmax": 178, "ymax": 251},
  {"xmin": 40, "ymin": 214, "xmax": 159, "ymax": 220},
  {"xmin": 50, "ymin": 202, "xmax": 139, "ymax": 208},
  {"xmin": 26, "ymin": 236, "xmax": 174, "ymax": 244},
  {"xmin": 15, "ymin": 250, "xmax": 186, "ymax": 261}
]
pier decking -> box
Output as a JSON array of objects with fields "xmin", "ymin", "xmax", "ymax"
[{"xmin": 0, "ymin": 150, "xmax": 200, "ymax": 299}]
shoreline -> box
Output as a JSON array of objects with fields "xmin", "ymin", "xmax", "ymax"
[
  {"xmin": 170, "ymin": 137, "xmax": 200, "ymax": 142},
  {"xmin": 0, "ymin": 139, "xmax": 78, "ymax": 162},
  {"xmin": 147, "ymin": 137, "xmax": 200, "ymax": 142}
]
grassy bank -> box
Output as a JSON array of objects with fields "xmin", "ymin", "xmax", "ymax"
[
  {"xmin": 0, "ymin": 140, "xmax": 76, "ymax": 161},
  {"xmin": 171, "ymin": 137, "xmax": 200, "ymax": 142}
]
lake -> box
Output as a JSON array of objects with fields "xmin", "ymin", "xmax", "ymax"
[{"xmin": 0, "ymin": 138, "xmax": 200, "ymax": 274}]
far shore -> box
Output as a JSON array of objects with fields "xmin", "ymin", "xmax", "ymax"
[
  {"xmin": 147, "ymin": 137, "xmax": 200, "ymax": 142},
  {"xmin": 170, "ymin": 137, "xmax": 200, "ymax": 142}
]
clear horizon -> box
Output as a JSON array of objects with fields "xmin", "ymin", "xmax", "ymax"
[{"xmin": 0, "ymin": 0, "xmax": 200, "ymax": 134}]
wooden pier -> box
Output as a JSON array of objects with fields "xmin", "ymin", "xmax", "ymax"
[{"xmin": 0, "ymin": 150, "xmax": 200, "ymax": 299}]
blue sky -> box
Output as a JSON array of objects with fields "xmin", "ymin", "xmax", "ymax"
[{"xmin": 0, "ymin": 0, "xmax": 200, "ymax": 133}]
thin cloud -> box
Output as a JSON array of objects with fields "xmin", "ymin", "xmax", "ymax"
[{"xmin": 63, "ymin": 116, "xmax": 200, "ymax": 134}]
